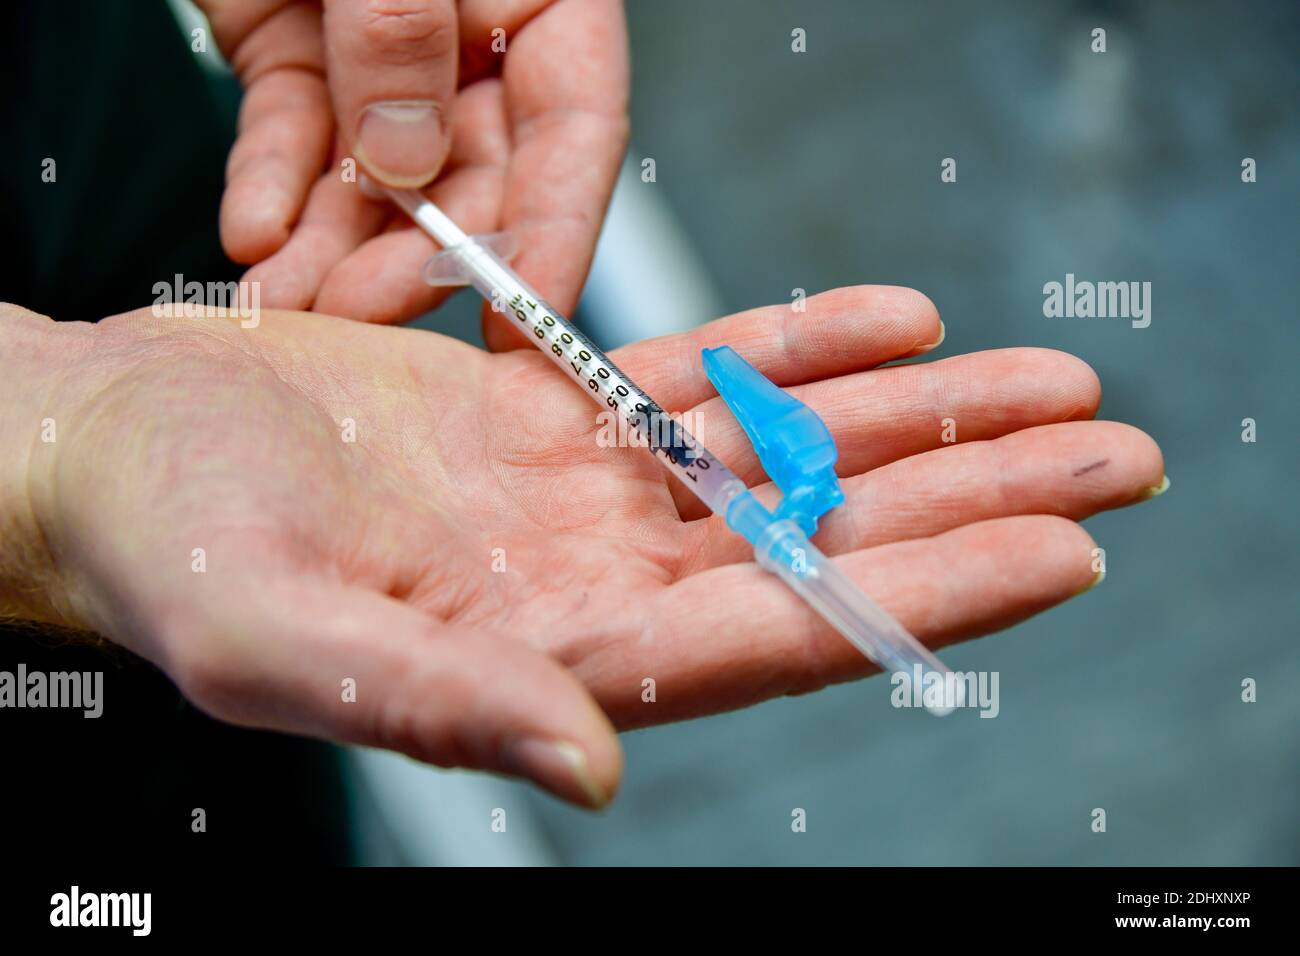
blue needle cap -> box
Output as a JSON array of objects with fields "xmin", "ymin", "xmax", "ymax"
[{"xmin": 702, "ymin": 346, "xmax": 846, "ymax": 537}]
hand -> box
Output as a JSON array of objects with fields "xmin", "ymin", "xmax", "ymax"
[
  {"xmin": 197, "ymin": 0, "xmax": 628, "ymax": 341},
  {"xmin": 6, "ymin": 288, "xmax": 1164, "ymax": 806}
]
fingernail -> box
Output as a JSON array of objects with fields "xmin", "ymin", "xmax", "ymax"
[
  {"xmin": 1075, "ymin": 566, "xmax": 1106, "ymax": 597},
  {"xmin": 914, "ymin": 320, "xmax": 945, "ymax": 354},
  {"xmin": 501, "ymin": 737, "xmax": 608, "ymax": 809},
  {"xmin": 356, "ymin": 101, "xmax": 444, "ymax": 188},
  {"xmin": 1139, "ymin": 475, "xmax": 1170, "ymax": 500}
]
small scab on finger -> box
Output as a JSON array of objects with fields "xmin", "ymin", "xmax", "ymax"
[{"xmin": 1071, "ymin": 458, "xmax": 1110, "ymax": 478}]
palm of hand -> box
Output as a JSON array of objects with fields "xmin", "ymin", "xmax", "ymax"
[{"xmin": 39, "ymin": 288, "xmax": 1163, "ymax": 805}]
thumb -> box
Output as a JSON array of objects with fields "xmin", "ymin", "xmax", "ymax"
[
  {"xmin": 323, "ymin": 0, "xmax": 458, "ymax": 188},
  {"xmin": 172, "ymin": 579, "xmax": 622, "ymax": 808}
]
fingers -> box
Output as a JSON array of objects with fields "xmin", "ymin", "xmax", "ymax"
[
  {"xmin": 256, "ymin": 75, "xmax": 509, "ymax": 319},
  {"xmin": 323, "ymin": 0, "xmax": 459, "ymax": 188},
  {"xmin": 223, "ymin": 69, "xmax": 333, "ymax": 263},
  {"xmin": 169, "ymin": 578, "xmax": 622, "ymax": 808},
  {"xmin": 825, "ymin": 420, "xmax": 1166, "ymax": 549},
  {"xmin": 670, "ymin": 347, "xmax": 1102, "ymax": 520},
  {"xmin": 205, "ymin": 1, "xmax": 332, "ymax": 262},
  {"xmin": 484, "ymin": 0, "xmax": 629, "ymax": 346},
  {"xmin": 688, "ymin": 420, "xmax": 1165, "ymax": 570},
  {"xmin": 241, "ymin": 159, "xmax": 388, "ymax": 310},
  {"xmin": 585, "ymin": 516, "xmax": 1100, "ymax": 727},
  {"xmin": 313, "ymin": 78, "xmax": 511, "ymax": 321},
  {"xmin": 612, "ymin": 286, "xmax": 945, "ymax": 411}
]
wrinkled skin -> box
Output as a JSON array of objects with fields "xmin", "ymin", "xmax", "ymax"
[
  {"xmin": 8, "ymin": 287, "xmax": 1165, "ymax": 805},
  {"xmin": 198, "ymin": 0, "xmax": 629, "ymax": 339}
]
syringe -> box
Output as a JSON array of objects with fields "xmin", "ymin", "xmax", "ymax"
[{"xmin": 386, "ymin": 187, "xmax": 957, "ymax": 715}]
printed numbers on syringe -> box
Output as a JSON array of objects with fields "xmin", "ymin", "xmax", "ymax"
[
  {"xmin": 503, "ymin": 290, "xmax": 707, "ymax": 480},
  {"xmin": 504, "ymin": 293, "xmax": 630, "ymax": 407}
]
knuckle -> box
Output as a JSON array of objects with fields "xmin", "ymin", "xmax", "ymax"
[
  {"xmin": 370, "ymin": 689, "xmax": 458, "ymax": 768},
  {"xmin": 359, "ymin": 0, "xmax": 456, "ymax": 63},
  {"xmin": 366, "ymin": 656, "xmax": 479, "ymax": 769}
]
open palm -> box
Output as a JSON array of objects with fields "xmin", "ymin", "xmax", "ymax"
[{"xmin": 33, "ymin": 287, "xmax": 1164, "ymax": 806}]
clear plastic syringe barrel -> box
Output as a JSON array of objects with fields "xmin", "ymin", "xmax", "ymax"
[
  {"xmin": 390, "ymin": 187, "xmax": 748, "ymax": 515},
  {"xmin": 728, "ymin": 496, "xmax": 956, "ymax": 714},
  {"xmin": 388, "ymin": 188, "xmax": 954, "ymax": 713}
]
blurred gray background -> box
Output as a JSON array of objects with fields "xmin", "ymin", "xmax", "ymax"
[{"xmin": 414, "ymin": 0, "xmax": 1298, "ymax": 865}]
